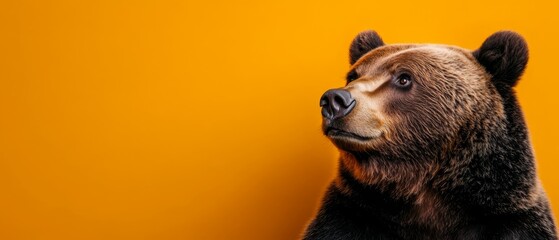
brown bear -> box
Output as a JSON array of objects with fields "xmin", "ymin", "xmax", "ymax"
[{"xmin": 303, "ymin": 30, "xmax": 557, "ymax": 239}]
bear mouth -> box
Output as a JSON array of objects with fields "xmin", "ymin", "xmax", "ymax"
[{"xmin": 325, "ymin": 127, "xmax": 372, "ymax": 141}]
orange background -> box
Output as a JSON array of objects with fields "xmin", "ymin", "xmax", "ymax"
[{"xmin": 0, "ymin": 0, "xmax": 558, "ymax": 239}]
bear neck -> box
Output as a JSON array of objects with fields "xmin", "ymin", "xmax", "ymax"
[{"xmin": 334, "ymin": 159, "xmax": 461, "ymax": 233}]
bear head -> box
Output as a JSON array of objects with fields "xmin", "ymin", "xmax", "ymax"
[{"xmin": 320, "ymin": 30, "xmax": 533, "ymax": 201}]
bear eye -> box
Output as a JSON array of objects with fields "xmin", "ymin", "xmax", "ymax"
[
  {"xmin": 346, "ymin": 70, "xmax": 359, "ymax": 83},
  {"xmin": 394, "ymin": 73, "xmax": 412, "ymax": 88}
]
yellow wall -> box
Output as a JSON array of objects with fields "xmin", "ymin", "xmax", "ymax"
[{"xmin": 1, "ymin": 0, "xmax": 557, "ymax": 239}]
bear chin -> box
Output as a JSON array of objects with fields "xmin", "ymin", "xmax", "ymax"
[{"xmin": 326, "ymin": 133, "xmax": 382, "ymax": 153}]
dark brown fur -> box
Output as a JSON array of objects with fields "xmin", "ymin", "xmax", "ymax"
[{"xmin": 304, "ymin": 31, "xmax": 557, "ymax": 239}]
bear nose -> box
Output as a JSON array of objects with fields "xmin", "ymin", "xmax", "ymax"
[{"xmin": 320, "ymin": 89, "xmax": 356, "ymax": 120}]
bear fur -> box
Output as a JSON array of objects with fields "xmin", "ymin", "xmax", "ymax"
[{"xmin": 303, "ymin": 30, "xmax": 557, "ymax": 239}]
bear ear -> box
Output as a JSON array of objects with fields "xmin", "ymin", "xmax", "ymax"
[
  {"xmin": 349, "ymin": 30, "xmax": 385, "ymax": 65},
  {"xmin": 473, "ymin": 31, "xmax": 528, "ymax": 87}
]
